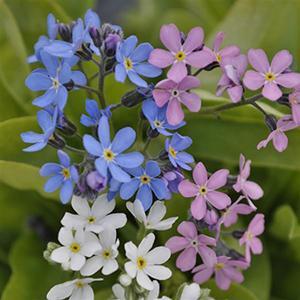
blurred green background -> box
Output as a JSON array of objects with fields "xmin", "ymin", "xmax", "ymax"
[{"xmin": 0, "ymin": 0, "xmax": 300, "ymax": 299}]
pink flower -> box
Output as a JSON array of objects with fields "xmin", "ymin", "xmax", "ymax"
[
  {"xmin": 152, "ymin": 75, "xmax": 201, "ymax": 125},
  {"xmin": 178, "ymin": 162, "xmax": 231, "ymax": 220},
  {"xmin": 239, "ymin": 213, "xmax": 265, "ymax": 262},
  {"xmin": 201, "ymin": 32, "xmax": 240, "ymax": 67},
  {"xmin": 243, "ymin": 49, "xmax": 300, "ymax": 101},
  {"xmin": 257, "ymin": 115, "xmax": 297, "ymax": 152},
  {"xmin": 149, "ymin": 24, "xmax": 214, "ymax": 82},
  {"xmin": 192, "ymin": 256, "xmax": 249, "ymax": 290},
  {"xmin": 216, "ymin": 54, "xmax": 247, "ymax": 103},
  {"xmin": 233, "ymin": 154, "xmax": 264, "ymax": 202},
  {"xmin": 289, "ymin": 87, "xmax": 300, "ymax": 124},
  {"xmin": 165, "ymin": 221, "xmax": 216, "ymax": 272}
]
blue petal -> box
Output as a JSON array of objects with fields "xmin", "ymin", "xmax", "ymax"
[
  {"xmin": 44, "ymin": 40, "xmax": 75, "ymax": 58},
  {"xmin": 111, "ymin": 127, "xmax": 136, "ymax": 153},
  {"xmin": 40, "ymin": 51, "xmax": 59, "ymax": 77},
  {"xmin": 72, "ymin": 19, "xmax": 84, "ymax": 44},
  {"xmin": 168, "ymin": 155, "xmax": 177, "ymax": 168},
  {"xmin": 33, "ymin": 88, "xmax": 56, "ymax": 108},
  {"xmin": 150, "ymin": 178, "xmax": 168, "ymax": 199},
  {"xmin": 21, "ymin": 132, "xmax": 44, "ymax": 143},
  {"xmin": 127, "ymin": 70, "xmax": 147, "ymax": 87},
  {"xmin": 57, "ymin": 150, "xmax": 70, "ymax": 167},
  {"xmin": 58, "ymin": 63, "xmax": 72, "ymax": 84},
  {"xmin": 40, "ymin": 163, "xmax": 62, "ymax": 176},
  {"xmin": 83, "ymin": 135, "xmax": 103, "ymax": 156},
  {"xmin": 25, "ymin": 71, "xmax": 52, "ymax": 91},
  {"xmin": 55, "ymin": 86, "xmax": 68, "ymax": 110},
  {"xmin": 47, "ymin": 13, "xmax": 58, "ymax": 40},
  {"xmin": 176, "ymin": 152, "xmax": 194, "ymax": 163},
  {"xmin": 80, "ymin": 115, "xmax": 95, "ymax": 127},
  {"xmin": 60, "ymin": 179, "xmax": 73, "ymax": 204},
  {"xmin": 37, "ymin": 110, "xmax": 53, "ymax": 132},
  {"xmin": 84, "ymin": 9, "xmax": 101, "ymax": 28},
  {"xmin": 137, "ymin": 185, "xmax": 153, "ymax": 211},
  {"xmin": 115, "ymin": 64, "xmax": 127, "ymax": 83},
  {"xmin": 124, "ymin": 166, "xmax": 144, "ymax": 177},
  {"xmin": 70, "ymin": 165, "xmax": 79, "ymax": 183},
  {"xmin": 145, "ymin": 160, "xmax": 160, "ymax": 178},
  {"xmin": 130, "ymin": 42, "xmax": 153, "ymax": 62},
  {"xmin": 121, "ymin": 35, "xmax": 138, "ymax": 57},
  {"xmin": 97, "ymin": 116, "xmax": 110, "ymax": 148},
  {"xmin": 115, "ymin": 152, "xmax": 144, "ymax": 168},
  {"xmin": 95, "ymin": 158, "xmax": 108, "ymax": 178},
  {"xmin": 71, "ymin": 71, "xmax": 87, "ymax": 86},
  {"xmin": 135, "ymin": 63, "xmax": 162, "ymax": 78},
  {"xmin": 108, "ymin": 163, "xmax": 131, "ymax": 183},
  {"xmin": 176, "ymin": 160, "xmax": 192, "ymax": 171},
  {"xmin": 63, "ymin": 55, "xmax": 79, "ymax": 67},
  {"xmin": 142, "ymin": 100, "xmax": 158, "ymax": 122},
  {"xmin": 44, "ymin": 175, "xmax": 63, "ymax": 192},
  {"xmin": 120, "ymin": 179, "xmax": 140, "ymax": 200},
  {"xmin": 23, "ymin": 142, "xmax": 47, "ymax": 152},
  {"xmin": 171, "ymin": 133, "xmax": 192, "ymax": 151},
  {"xmin": 86, "ymin": 99, "xmax": 100, "ymax": 118}
]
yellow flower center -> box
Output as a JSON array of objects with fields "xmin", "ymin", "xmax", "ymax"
[
  {"xmin": 62, "ymin": 168, "xmax": 70, "ymax": 179},
  {"xmin": 140, "ymin": 175, "xmax": 151, "ymax": 184},
  {"xmin": 169, "ymin": 146, "xmax": 177, "ymax": 158},
  {"xmin": 265, "ymin": 72, "xmax": 276, "ymax": 82},
  {"xmin": 103, "ymin": 149, "xmax": 115, "ymax": 161},
  {"xmin": 75, "ymin": 280, "xmax": 84, "ymax": 288},
  {"xmin": 70, "ymin": 242, "xmax": 81, "ymax": 253},
  {"xmin": 154, "ymin": 119, "xmax": 162, "ymax": 128},
  {"xmin": 102, "ymin": 250, "xmax": 111, "ymax": 260},
  {"xmin": 52, "ymin": 78, "xmax": 60, "ymax": 90},
  {"xmin": 214, "ymin": 262, "xmax": 225, "ymax": 271},
  {"xmin": 175, "ymin": 51, "xmax": 186, "ymax": 61},
  {"xmin": 246, "ymin": 231, "xmax": 253, "ymax": 240},
  {"xmin": 124, "ymin": 58, "xmax": 133, "ymax": 70},
  {"xmin": 290, "ymin": 95, "xmax": 298, "ymax": 105},
  {"xmin": 215, "ymin": 53, "xmax": 222, "ymax": 63},
  {"xmin": 199, "ymin": 186, "xmax": 207, "ymax": 195},
  {"xmin": 87, "ymin": 216, "xmax": 96, "ymax": 224},
  {"xmin": 137, "ymin": 257, "xmax": 147, "ymax": 270}
]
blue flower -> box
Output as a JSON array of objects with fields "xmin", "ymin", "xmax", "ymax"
[
  {"xmin": 108, "ymin": 178, "xmax": 122, "ymax": 201},
  {"xmin": 25, "ymin": 51, "xmax": 86, "ymax": 110},
  {"xmin": 81, "ymin": 99, "xmax": 112, "ymax": 127},
  {"xmin": 115, "ymin": 35, "xmax": 162, "ymax": 87},
  {"xmin": 40, "ymin": 150, "xmax": 79, "ymax": 204},
  {"xmin": 142, "ymin": 99, "xmax": 185, "ymax": 136},
  {"xmin": 120, "ymin": 160, "xmax": 168, "ymax": 211},
  {"xmin": 21, "ymin": 109, "xmax": 57, "ymax": 152},
  {"xmin": 165, "ymin": 133, "xmax": 194, "ymax": 170},
  {"xmin": 83, "ymin": 116, "xmax": 144, "ymax": 182}
]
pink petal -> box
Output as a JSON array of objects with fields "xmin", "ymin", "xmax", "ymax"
[
  {"xmin": 262, "ymin": 82, "xmax": 282, "ymax": 101},
  {"xmin": 178, "ymin": 75, "xmax": 200, "ymax": 90},
  {"xmin": 248, "ymin": 48, "xmax": 270, "ymax": 73},
  {"xmin": 227, "ymin": 85, "xmax": 243, "ymax": 103},
  {"xmin": 167, "ymin": 62, "xmax": 187, "ymax": 83},
  {"xmin": 193, "ymin": 267, "xmax": 214, "ymax": 284},
  {"xmin": 249, "ymin": 213, "xmax": 265, "ymax": 235},
  {"xmin": 165, "ymin": 236, "xmax": 189, "ymax": 253},
  {"xmin": 250, "ymin": 237, "xmax": 263, "ymax": 254},
  {"xmin": 198, "ymin": 234, "xmax": 216, "ymax": 246},
  {"xmin": 198, "ymin": 246, "xmax": 217, "ymax": 268},
  {"xmin": 160, "ymin": 24, "xmax": 181, "ymax": 52},
  {"xmin": 257, "ymin": 131, "xmax": 274, "ymax": 150},
  {"xmin": 213, "ymin": 32, "xmax": 224, "ymax": 52},
  {"xmin": 176, "ymin": 247, "xmax": 197, "ymax": 271},
  {"xmin": 193, "ymin": 162, "xmax": 208, "ymax": 185},
  {"xmin": 166, "ymin": 98, "xmax": 184, "ymax": 125},
  {"xmin": 206, "ymin": 191, "xmax": 231, "ymax": 210},
  {"xmin": 186, "ymin": 50, "xmax": 215, "ymax": 69},
  {"xmin": 234, "ymin": 203, "xmax": 254, "ymax": 215},
  {"xmin": 243, "ymin": 70, "xmax": 264, "ymax": 90},
  {"xmin": 241, "ymin": 157, "xmax": 250, "ymax": 179},
  {"xmin": 243, "ymin": 181, "xmax": 264, "ymax": 200},
  {"xmin": 180, "ymin": 92, "xmax": 201, "ymax": 112},
  {"xmin": 183, "ymin": 27, "xmax": 204, "ymax": 53},
  {"xmin": 191, "ymin": 196, "xmax": 207, "ymax": 220},
  {"xmin": 207, "ymin": 169, "xmax": 229, "ymax": 190},
  {"xmin": 219, "ymin": 45, "xmax": 240, "ymax": 60},
  {"xmin": 223, "ymin": 266, "xmax": 244, "ymax": 283},
  {"xmin": 291, "ymin": 103, "xmax": 300, "ymax": 124},
  {"xmin": 273, "ymin": 130, "xmax": 288, "ymax": 152},
  {"xmin": 152, "ymin": 89, "xmax": 171, "ymax": 107},
  {"xmin": 276, "ymin": 73, "xmax": 300, "ymax": 88},
  {"xmin": 156, "ymin": 78, "xmax": 177, "ymax": 90},
  {"xmin": 177, "ymin": 221, "xmax": 198, "ymax": 239},
  {"xmin": 178, "ymin": 180, "xmax": 198, "ymax": 197},
  {"xmin": 270, "ymin": 50, "xmax": 292, "ymax": 74},
  {"xmin": 148, "ymin": 49, "xmax": 174, "ymax": 68},
  {"xmin": 223, "ymin": 211, "xmax": 238, "ymax": 227},
  {"xmin": 215, "ymin": 270, "xmax": 231, "ymax": 290}
]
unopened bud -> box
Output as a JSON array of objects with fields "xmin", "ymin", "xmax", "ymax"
[
  {"xmin": 264, "ymin": 114, "xmax": 277, "ymax": 131},
  {"xmin": 86, "ymin": 171, "xmax": 107, "ymax": 192},
  {"xmin": 159, "ymin": 150, "xmax": 169, "ymax": 160},
  {"xmin": 58, "ymin": 23, "xmax": 72, "ymax": 42},
  {"xmin": 147, "ymin": 127, "xmax": 159, "ymax": 138},
  {"xmin": 89, "ymin": 27, "xmax": 102, "ymax": 48},
  {"xmin": 119, "ymin": 274, "xmax": 132, "ymax": 287},
  {"xmin": 43, "ymin": 242, "xmax": 60, "ymax": 263},
  {"xmin": 232, "ymin": 230, "xmax": 245, "ymax": 239},
  {"xmin": 48, "ymin": 133, "xmax": 65, "ymax": 149},
  {"xmin": 121, "ymin": 89, "xmax": 145, "ymax": 108}
]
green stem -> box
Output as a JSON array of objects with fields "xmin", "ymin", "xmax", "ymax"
[
  {"xmin": 64, "ymin": 145, "xmax": 85, "ymax": 155},
  {"xmin": 74, "ymin": 84, "xmax": 100, "ymax": 96},
  {"xmin": 98, "ymin": 53, "xmax": 107, "ymax": 109}
]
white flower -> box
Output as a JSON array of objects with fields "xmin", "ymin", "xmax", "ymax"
[
  {"xmin": 61, "ymin": 194, "xmax": 127, "ymax": 233},
  {"xmin": 80, "ymin": 229, "xmax": 119, "ymax": 276},
  {"xmin": 50, "ymin": 227, "xmax": 99, "ymax": 271},
  {"xmin": 180, "ymin": 283, "xmax": 201, "ymax": 300},
  {"xmin": 124, "ymin": 233, "xmax": 172, "ymax": 291},
  {"xmin": 112, "ymin": 284, "xmax": 126, "ymax": 300},
  {"xmin": 119, "ymin": 274, "xmax": 132, "ymax": 287},
  {"xmin": 47, "ymin": 278, "xmax": 102, "ymax": 300},
  {"xmin": 126, "ymin": 200, "xmax": 178, "ymax": 231}
]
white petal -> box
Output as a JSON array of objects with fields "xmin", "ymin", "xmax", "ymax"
[
  {"xmin": 148, "ymin": 217, "xmax": 178, "ymax": 231},
  {"xmin": 74, "ymin": 228, "xmax": 85, "ymax": 244},
  {"xmin": 112, "ymin": 284, "xmax": 126, "ymax": 299},
  {"xmin": 146, "ymin": 246, "xmax": 171, "ymax": 265},
  {"xmin": 99, "ymin": 229, "xmax": 117, "ymax": 248},
  {"xmin": 145, "ymin": 265, "xmax": 172, "ymax": 280},
  {"xmin": 147, "ymin": 280, "xmax": 160, "ymax": 299},
  {"xmin": 138, "ymin": 233, "xmax": 155, "ymax": 256},
  {"xmin": 124, "ymin": 241, "xmax": 138, "ymax": 261},
  {"xmin": 72, "ymin": 196, "xmax": 91, "ymax": 217},
  {"xmin": 51, "ymin": 247, "xmax": 70, "ymax": 264},
  {"xmin": 91, "ymin": 194, "xmax": 115, "ymax": 217},
  {"xmin": 81, "ymin": 278, "xmax": 103, "ymax": 284},
  {"xmin": 69, "ymin": 288, "xmax": 81, "ymax": 300},
  {"xmin": 180, "ymin": 283, "xmax": 201, "ymax": 300},
  {"xmin": 102, "ymin": 259, "xmax": 119, "ymax": 275},
  {"xmin": 81, "ymin": 284, "xmax": 94, "ymax": 300},
  {"xmin": 61, "ymin": 213, "xmax": 86, "ymax": 229},
  {"xmin": 124, "ymin": 261, "xmax": 137, "ymax": 278},
  {"xmin": 58, "ymin": 227, "xmax": 74, "ymax": 245},
  {"xmin": 137, "ymin": 270, "xmax": 154, "ymax": 290},
  {"xmin": 99, "ymin": 214, "xmax": 127, "ymax": 231},
  {"xmin": 130, "ymin": 200, "xmax": 147, "ymax": 223},
  {"xmin": 147, "ymin": 201, "xmax": 166, "ymax": 225},
  {"xmin": 47, "ymin": 280, "xmax": 76, "ymax": 300},
  {"xmin": 81, "ymin": 232, "xmax": 101, "ymax": 257},
  {"xmin": 70, "ymin": 253, "xmax": 86, "ymax": 271},
  {"xmin": 80, "ymin": 256, "xmax": 104, "ymax": 276}
]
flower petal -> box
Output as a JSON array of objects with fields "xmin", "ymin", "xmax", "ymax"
[
  {"xmin": 262, "ymin": 82, "xmax": 282, "ymax": 101},
  {"xmin": 111, "ymin": 127, "xmax": 136, "ymax": 153},
  {"xmin": 248, "ymin": 48, "xmax": 269, "ymax": 73},
  {"xmin": 270, "ymin": 50, "xmax": 292, "ymax": 74},
  {"xmin": 160, "ymin": 24, "xmax": 181, "ymax": 52},
  {"xmin": 148, "ymin": 49, "xmax": 174, "ymax": 68},
  {"xmin": 183, "ymin": 27, "xmax": 204, "ymax": 53}
]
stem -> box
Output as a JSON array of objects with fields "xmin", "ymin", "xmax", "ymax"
[
  {"xmin": 98, "ymin": 52, "xmax": 107, "ymax": 109},
  {"xmin": 74, "ymin": 84, "xmax": 100, "ymax": 96},
  {"xmin": 64, "ymin": 145, "xmax": 85, "ymax": 155},
  {"xmin": 88, "ymin": 72, "xmax": 99, "ymax": 82},
  {"xmin": 192, "ymin": 68, "xmax": 203, "ymax": 76},
  {"xmin": 110, "ymin": 103, "xmax": 123, "ymax": 111},
  {"xmin": 251, "ymin": 101, "xmax": 269, "ymax": 117}
]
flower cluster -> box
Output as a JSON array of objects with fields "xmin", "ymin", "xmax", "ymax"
[{"xmin": 21, "ymin": 7, "xmax": 297, "ymax": 299}]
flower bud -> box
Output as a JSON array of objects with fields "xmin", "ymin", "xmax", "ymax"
[
  {"xmin": 76, "ymin": 44, "xmax": 93, "ymax": 61},
  {"xmin": 147, "ymin": 127, "xmax": 159, "ymax": 138},
  {"xmin": 264, "ymin": 114, "xmax": 277, "ymax": 131},
  {"xmin": 159, "ymin": 150, "xmax": 169, "ymax": 161},
  {"xmin": 58, "ymin": 23, "xmax": 72, "ymax": 42},
  {"xmin": 232, "ymin": 230, "xmax": 245, "ymax": 239},
  {"xmin": 89, "ymin": 27, "xmax": 102, "ymax": 48},
  {"xmin": 57, "ymin": 114, "xmax": 77, "ymax": 136},
  {"xmin": 43, "ymin": 242, "xmax": 60, "ymax": 263},
  {"xmin": 48, "ymin": 133, "xmax": 65, "ymax": 149},
  {"xmin": 119, "ymin": 274, "xmax": 132, "ymax": 287},
  {"xmin": 121, "ymin": 89, "xmax": 145, "ymax": 107},
  {"xmin": 86, "ymin": 170, "xmax": 107, "ymax": 192}
]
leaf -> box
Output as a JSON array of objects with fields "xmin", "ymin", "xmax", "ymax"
[{"xmin": 95, "ymin": 289, "xmax": 113, "ymax": 299}]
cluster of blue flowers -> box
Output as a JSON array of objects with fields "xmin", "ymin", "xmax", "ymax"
[{"xmin": 21, "ymin": 9, "xmax": 195, "ymax": 210}]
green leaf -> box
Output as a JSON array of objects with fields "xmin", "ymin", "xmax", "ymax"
[{"xmin": 95, "ymin": 289, "xmax": 113, "ymax": 300}]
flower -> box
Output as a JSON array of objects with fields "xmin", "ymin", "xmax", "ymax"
[
  {"xmin": 21, "ymin": 109, "xmax": 57, "ymax": 152},
  {"xmin": 149, "ymin": 24, "xmax": 213, "ymax": 82},
  {"xmin": 40, "ymin": 150, "xmax": 79, "ymax": 204},
  {"xmin": 179, "ymin": 162, "xmax": 231, "ymax": 220},
  {"xmin": 243, "ymin": 49, "xmax": 300, "ymax": 101},
  {"xmin": 120, "ymin": 160, "xmax": 168, "ymax": 210},
  {"xmin": 61, "ymin": 194, "xmax": 127, "ymax": 233},
  {"xmin": 81, "ymin": 99, "xmax": 112, "ymax": 127},
  {"xmin": 50, "ymin": 227, "xmax": 100, "ymax": 271},
  {"xmin": 142, "ymin": 99, "xmax": 185, "ymax": 136},
  {"xmin": 257, "ymin": 115, "xmax": 297, "ymax": 152},
  {"xmin": 180, "ymin": 283, "xmax": 201, "ymax": 300},
  {"xmin": 83, "ymin": 116, "xmax": 144, "ymax": 182},
  {"xmin": 165, "ymin": 133, "xmax": 194, "ymax": 170},
  {"xmin": 115, "ymin": 35, "xmax": 162, "ymax": 87},
  {"xmin": 288, "ymin": 88, "xmax": 300, "ymax": 124},
  {"xmin": 126, "ymin": 200, "xmax": 178, "ymax": 231},
  {"xmin": 162, "ymin": 169, "xmax": 184, "ymax": 198},
  {"xmin": 153, "ymin": 75, "xmax": 201, "ymax": 125},
  {"xmin": 239, "ymin": 213, "xmax": 265, "ymax": 262},
  {"xmin": 47, "ymin": 278, "xmax": 102, "ymax": 300},
  {"xmin": 166, "ymin": 221, "xmax": 216, "ymax": 271},
  {"xmin": 86, "ymin": 170, "xmax": 107, "ymax": 192},
  {"xmin": 216, "ymin": 54, "xmax": 247, "ymax": 103},
  {"xmin": 233, "ymin": 154, "xmax": 264, "ymax": 203},
  {"xmin": 124, "ymin": 233, "xmax": 172, "ymax": 290},
  {"xmin": 81, "ymin": 229, "xmax": 119, "ymax": 276},
  {"xmin": 201, "ymin": 32, "xmax": 240, "ymax": 66},
  {"xmin": 192, "ymin": 256, "xmax": 248, "ymax": 290}
]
